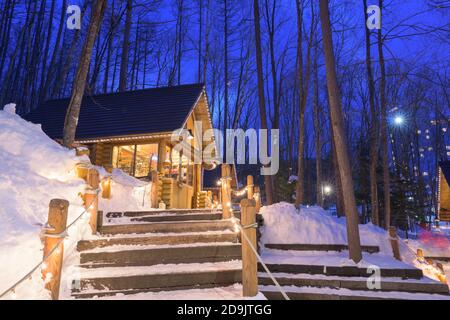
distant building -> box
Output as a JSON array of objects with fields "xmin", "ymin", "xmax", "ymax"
[{"xmin": 438, "ymin": 161, "xmax": 450, "ymax": 221}]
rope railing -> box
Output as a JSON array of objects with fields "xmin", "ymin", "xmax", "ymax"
[
  {"xmin": 0, "ymin": 189, "xmax": 101, "ymax": 299},
  {"xmin": 218, "ymin": 165, "xmax": 289, "ymax": 300},
  {"xmin": 230, "ymin": 212, "xmax": 290, "ymax": 300}
]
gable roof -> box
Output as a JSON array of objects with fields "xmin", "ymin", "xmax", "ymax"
[
  {"xmin": 24, "ymin": 84, "xmax": 206, "ymax": 141},
  {"xmin": 440, "ymin": 161, "xmax": 450, "ymax": 186}
]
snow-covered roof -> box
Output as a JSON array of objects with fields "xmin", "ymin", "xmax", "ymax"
[{"xmin": 23, "ymin": 84, "xmax": 207, "ymax": 141}]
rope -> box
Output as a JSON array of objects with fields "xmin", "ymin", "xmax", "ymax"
[
  {"xmin": 230, "ymin": 214, "xmax": 290, "ymax": 300},
  {"xmin": 0, "ymin": 186, "xmax": 101, "ymax": 299}
]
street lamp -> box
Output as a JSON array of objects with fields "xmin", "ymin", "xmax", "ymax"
[
  {"xmin": 394, "ymin": 115, "xmax": 404, "ymax": 126},
  {"xmin": 321, "ymin": 184, "xmax": 333, "ymax": 208}
]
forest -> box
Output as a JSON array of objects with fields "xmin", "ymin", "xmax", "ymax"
[{"xmin": 0, "ymin": 0, "xmax": 449, "ymax": 234}]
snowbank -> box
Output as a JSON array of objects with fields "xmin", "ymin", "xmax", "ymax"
[
  {"xmin": 259, "ymin": 202, "xmax": 393, "ymax": 254},
  {"xmin": 0, "ymin": 108, "xmax": 87, "ymax": 299},
  {"xmin": 99, "ymin": 169, "xmax": 153, "ymax": 213},
  {"xmin": 0, "ymin": 108, "xmax": 152, "ymax": 299}
]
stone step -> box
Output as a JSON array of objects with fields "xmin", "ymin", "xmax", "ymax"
[
  {"xmin": 129, "ymin": 213, "xmax": 223, "ymax": 223},
  {"xmin": 77, "ymin": 232, "xmax": 239, "ymax": 252},
  {"xmin": 258, "ymin": 263, "xmax": 424, "ymax": 279},
  {"xmin": 264, "ymin": 243, "xmax": 380, "ymax": 254},
  {"xmin": 258, "ymin": 274, "xmax": 449, "ymax": 295},
  {"xmin": 80, "ymin": 244, "xmax": 242, "ymax": 268},
  {"xmin": 99, "ymin": 220, "xmax": 236, "ymax": 235},
  {"xmin": 72, "ymin": 269, "xmax": 242, "ymax": 298},
  {"xmin": 260, "ymin": 287, "xmax": 450, "ymax": 300},
  {"xmin": 425, "ymin": 256, "xmax": 450, "ymax": 262},
  {"xmin": 106, "ymin": 209, "xmax": 220, "ymax": 219}
]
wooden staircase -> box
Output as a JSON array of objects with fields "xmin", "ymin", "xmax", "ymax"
[
  {"xmin": 71, "ymin": 209, "xmax": 242, "ymax": 299},
  {"xmin": 259, "ymin": 244, "xmax": 450, "ymax": 300}
]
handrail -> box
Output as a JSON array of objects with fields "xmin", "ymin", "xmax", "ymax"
[{"xmin": 0, "ymin": 182, "xmax": 103, "ymax": 299}]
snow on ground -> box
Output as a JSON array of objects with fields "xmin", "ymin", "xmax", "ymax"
[
  {"xmin": 259, "ymin": 202, "xmax": 449, "ymax": 287},
  {"xmin": 260, "ymin": 250, "xmax": 413, "ymax": 269},
  {"xmin": 0, "ymin": 107, "xmax": 151, "ymax": 299},
  {"xmin": 98, "ymin": 168, "xmax": 153, "ymax": 213},
  {"xmin": 260, "ymin": 202, "xmax": 393, "ymax": 254}
]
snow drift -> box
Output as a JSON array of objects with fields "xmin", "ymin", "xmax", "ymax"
[
  {"xmin": 260, "ymin": 202, "xmax": 393, "ymax": 254},
  {"xmin": 0, "ymin": 107, "xmax": 152, "ymax": 299}
]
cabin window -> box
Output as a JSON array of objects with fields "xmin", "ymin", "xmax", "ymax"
[
  {"xmin": 169, "ymin": 148, "xmax": 194, "ymax": 186},
  {"xmin": 112, "ymin": 144, "xmax": 158, "ymax": 178}
]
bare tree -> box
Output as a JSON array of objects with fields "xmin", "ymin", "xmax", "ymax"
[
  {"xmin": 253, "ymin": 0, "xmax": 274, "ymax": 205},
  {"xmin": 378, "ymin": 0, "xmax": 391, "ymax": 229},
  {"xmin": 363, "ymin": 0, "xmax": 380, "ymax": 226},
  {"xmin": 119, "ymin": 0, "xmax": 133, "ymax": 92},
  {"xmin": 63, "ymin": 0, "xmax": 108, "ymax": 147},
  {"xmin": 319, "ymin": 0, "xmax": 362, "ymax": 262}
]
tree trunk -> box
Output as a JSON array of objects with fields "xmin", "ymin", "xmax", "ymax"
[
  {"xmin": 253, "ymin": 0, "xmax": 274, "ymax": 205},
  {"xmin": 319, "ymin": 0, "xmax": 362, "ymax": 263},
  {"xmin": 363, "ymin": 0, "xmax": 380, "ymax": 226},
  {"xmin": 313, "ymin": 36, "xmax": 323, "ymax": 207},
  {"xmin": 119, "ymin": 0, "xmax": 132, "ymax": 92},
  {"xmin": 63, "ymin": 0, "xmax": 107, "ymax": 148},
  {"xmin": 377, "ymin": 0, "xmax": 391, "ymax": 230}
]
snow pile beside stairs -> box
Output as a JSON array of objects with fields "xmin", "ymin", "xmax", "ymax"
[
  {"xmin": 260, "ymin": 202, "xmax": 394, "ymax": 255},
  {"xmin": 0, "ymin": 107, "xmax": 151, "ymax": 299}
]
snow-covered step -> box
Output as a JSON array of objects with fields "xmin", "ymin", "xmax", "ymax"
[
  {"xmin": 264, "ymin": 243, "xmax": 380, "ymax": 254},
  {"xmin": 258, "ymin": 263, "xmax": 423, "ymax": 279},
  {"xmin": 77, "ymin": 231, "xmax": 239, "ymax": 252},
  {"xmin": 72, "ymin": 261, "xmax": 242, "ymax": 298},
  {"xmin": 80, "ymin": 243, "xmax": 242, "ymax": 268},
  {"xmin": 258, "ymin": 273, "xmax": 449, "ymax": 295},
  {"xmin": 75, "ymin": 284, "xmax": 246, "ymax": 300},
  {"xmin": 99, "ymin": 220, "xmax": 236, "ymax": 235},
  {"xmin": 129, "ymin": 212, "xmax": 223, "ymax": 223},
  {"xmin": 260, "ymin": 285, "xmax": 450, "ymax": 300},
  {"xmin": 107, "ymin": 209, "xmax": 221, "ymax": 219}
]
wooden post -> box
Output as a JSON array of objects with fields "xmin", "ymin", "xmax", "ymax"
[
  {"xmin": 389, "ymin": 227, "xmax": 402, "ymax": 261},
  {"xmin": 42, "ymin": 199, "xmax": 69, "ymax": 300},
  {"xmin": 75, "ymin": 163, "xmax": 90, "ymax": 181},
  {"xmin": 247, "ymin": 175, "xmax": 254, "ymax": 200},
  {"xmin": 151, "ymin": 170, "xmax": 159, "ymax": 209},
  {"xmin": 221, "ymin": 164, "xmax": 231, "ymax": 219},
  {"xmin": 85, "ymin": 168, "xmax": 99, "ymax": 234},
  {"xmin": 101, "ymin": 176, "xmax": 111, "ymax": 199},
  {"xmin": 417, "ymin": 248, "xmax": 424, "ymax": 262},
  {"xmin": 254, "ymin": 186, "xmax": 261, "ymax": 213},
  {"xmin": 240, "ymin": 198, "xmax": 258, "ymax": 297}
]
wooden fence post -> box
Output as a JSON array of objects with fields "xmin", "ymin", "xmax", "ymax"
[
  {"xmin": 85, "ymin": 168, "xmax": 99, "ymax": 234},
  {"xmin": 221, "ymin": 164, "xmax": 232, "ymax": 219},
  {"xmin": 101, "ymin": 176, "xmax": 111, "ymax": 199},
  {"xmin": 240, "ymin": 198, "xmax": 258, "ymax": 297},
  {"xmin": 254, "ymin": 186, "xmax": 261, "ymax": 213},
  {"xmin": 75, "ymin": 163, "xmax": 90, "ymax": 181},
  {"xmin": 247, "ymin": 175, "xmax": 254, "ymax": 200},
  {"xmin": 151, "ymin": 170, "xmax": 159, "ymax": 209},
  {"xmin": 389, "ymin": 227, "xmax": 402, "ymax": 261},
  {"xmin": 42, "ymin": 199, "xmax": 69, "ymax": 300}
]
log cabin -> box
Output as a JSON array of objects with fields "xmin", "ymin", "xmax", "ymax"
[
  {"xmin": 24, "ymin": 84, "xmax": 219, "ymax": 209},
  {"xmin": 438, "ymin": 160, "xmax": 450, "ymax": 222}
]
